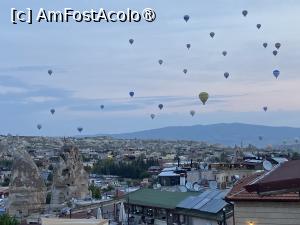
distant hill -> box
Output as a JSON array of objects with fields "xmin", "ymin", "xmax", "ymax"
[{"xmin": 108, "ymin": 123, "xmax": 300, "ymax": 147}]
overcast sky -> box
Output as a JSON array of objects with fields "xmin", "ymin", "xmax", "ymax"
[{"xmin": 0, "ymin": 0, "xmax": 300, "ymax": 136}]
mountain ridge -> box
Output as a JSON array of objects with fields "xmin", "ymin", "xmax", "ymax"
[{"xmin": 105, "ymin": 123, "xmax": 300, "ymax": 147}]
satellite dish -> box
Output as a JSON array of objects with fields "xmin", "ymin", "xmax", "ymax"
[
  {"xmin": 234, "ymin": 175, "xmax": 240, "ymax": 180},
  {"xmin": 263, "ymin": 160, "xmax": 273, "ymax": 171},
  {"xmin": 185, "ymin": 182, "xmax": 192, "ymax": 190},
  {"xmin": 193, "ymin": 183, "xmax": 201, "ymax": 191},
  {"xmin": 209, "ymin": 181, "xmax": 218, "ymax": 190}
]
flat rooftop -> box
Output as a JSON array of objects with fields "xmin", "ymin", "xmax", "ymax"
[{"xmin": 127, "ymin": 188, "xmax": 198, "ymax": 209}]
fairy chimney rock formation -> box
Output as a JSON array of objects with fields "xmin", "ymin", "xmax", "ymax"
[
  {"xmin": 51, "ymin": 145, "xmax": 89, "ymax": 208},
  {"xmin": 8, "ymin": 151, "xmax": 46, "ymax": 217}
]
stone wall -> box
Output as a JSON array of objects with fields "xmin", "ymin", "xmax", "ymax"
[{"xmin": 234, "ymin": 201, "xmax": 300, "ymax": 225}]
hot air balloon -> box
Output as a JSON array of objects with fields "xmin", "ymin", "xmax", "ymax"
[
  {"xmin": 199, "ymin": 92, "xmax": 209, "ymax": 105},
  {"xmin": 48, "ymin": 70, "xmax": 53, "ymax": 76},
  {"xmin": 129, "ymin": 39, "xmax": 134, "ymax": 45},
  {"xmin": 158, "ymin": 59, "xmax": 163, "ymax": 65},
  {"xmin": 242, "ymin": 10, "xmax": 248, "ymax": 17},
  {"xmin": 224, "ymin": 72, "xmax": 229, "ymax": 79},
  {"xmin": 210, "ymin": 32, "xmax": 215, "ymax": 38},
  {"xmin": 190, "ymin": 110, "xmax": 195, "ymax": 117},
  {"xmin": 275, "ymin": 42, "xmax": 281, "ymax": 49},
  {"xmin": 129, "ymin": 91, "xmax": 135, "ymax": 97},
  {"xmin": 150, "ymin": 114, "xmax": 155, "ymax": 119},
  {"xmin": 183, "ymin": 69, "xmax": 188, "ymax": 74},
  {"xmin": 259, "ymin": 136, "xmax": 263, "ymax": 141},
  {"xmin": 184, "ymin": 15, "xmax": 190, "ymax": 22},
  {"xmin": 77, "ymin": 127, "xmax": 83, "ymax": 133},
  {"xmin": 273, "ymin": 50, "xmax": 278, "ymax": 56},
  {"xmin": 256, "ymin": 24, "xmax": 261, "ymax": 29},
  {"xmin": 295, "ymin": 138, "xmax": 299, "ymax": 144},
  {"xmin": 263, "ymin": 43, "xmax": 268, "ymax": 48},
  {"xmin": 222, "ymin": 51, "xmax": 227, "ymax": 56},
  {"xmin": 186, "ymin": 44, "xmax": 191, "ymax": 50},
  {"xmin": 37, "ymin": 124, "xmax": 42, "ymax": 130},
  {"xmin": 263, "ymin": 106, "xmax": 268, "ymax": 112},
  {"xmin": 273, "ymin": 69, "xmax": 280, "ymax": 79},
  {"xmin": 100, "ymin": 105, "xmax": 104, "ymax": 110},
  {"xmin": 50, "ymin": 109, "xmax": 55, "ymax": 115},
  {"xmin": 158, "ymin": 104, "xmax": 163, "ymax": 110}
]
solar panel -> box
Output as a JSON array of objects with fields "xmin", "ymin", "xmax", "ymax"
[
  {"xmin": 193, "ymin": 198, "xmax": 210, "ymax": 210},
  {"xmin": 214, "ymin": 190, "xmax": 228, "ymax": 199},
  {"xmin": 177, "ymin": 189, "xmax": 228, "ymax": 214},
  {"xmin": 204, "ymin": 190, "xmax": 220, "ymax": 199},
  {"xmin": 200, "ymin": 199, "xmax": 227, "ymax": 213},
  {"xmin": 197, "ymin": 190, "xmax": 211, "ymax": 198}
]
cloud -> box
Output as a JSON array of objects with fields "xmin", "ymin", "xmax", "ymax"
[
  {"xmin": 0, "ymin": 66, "xmax": 67, "ymax": 75},
  {"xmin": 0, "ymin": 85, "xmax": 28, "ymax": 95},
  {"xmin": 0, "ymin": 65, "xmax": 49, "ymax": 73},
  {"xmin": 25, "ymin": 96, "xmax": 59, "ymax": 103}
]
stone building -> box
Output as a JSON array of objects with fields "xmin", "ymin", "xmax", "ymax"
[
  {"xmin": 126, "ymin": 189, "xmax": 233, "ymax": 225},
  {"xmin": 226, "ymin": 160, "xmax": 300, "ymax": 225},
  {"xmin": 51, "ymin": 145, "xmax": 89, "ymax": 208}
]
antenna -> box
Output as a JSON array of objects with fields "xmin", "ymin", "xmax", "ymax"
[{"xmin": 263, "ymin": 160, "xmax": 273, "ymax": 171}]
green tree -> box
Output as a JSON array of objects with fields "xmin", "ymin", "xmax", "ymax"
[
  {"xmin": 89, "ymin": 185, "xmax": 101, "ymax": 199},
  {"xmin": 92, "ymin": 156, "xmax": 159, "ymax": 179},
  {"xmin": 0, "ymin": 160, "xmax": 13, "ymax": 170},
  {"xmin": 84, "ymin": 166, "xmax": 92, "ymax": 173},
  {"xmin": 2, "ymin": 177, "xmax": 10, "ymax": 187},
  {"xmin": 82, "ymin": 155, "xmax": 90, "ymax": 162},
  {"xmin": 48, "ymin": 164, "xmax": 54, "ymax": 171},
  {"xmin": 94, "ymin": 188, "xmax": 101, "ymax": 199},
  {"xmin": 46, "ymin": 193, "xmax": 52, "ymax": 204},
  {"xmin": 102, "ymin": 185, "xmax": 113, "ymax": 193},
  {"xmin": 47, "ymin": 173, "xmax": 53, "ymax": 182},
  {"xmin": 0, "ymin": 214, "xmax": 19, "ymax": 225}
]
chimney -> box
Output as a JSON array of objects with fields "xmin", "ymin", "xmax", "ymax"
[{"xmin": 180, "ymin": 173, "xmax": 186, "ymax": 186}]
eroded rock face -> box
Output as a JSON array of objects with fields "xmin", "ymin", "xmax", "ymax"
[
  {"xmin": 8, "ymin": 151, "xmax": 46, "ymax": 217},
  {"xmin": 51, "ymin": 145, "xmax": 88, "ymax": 208}
]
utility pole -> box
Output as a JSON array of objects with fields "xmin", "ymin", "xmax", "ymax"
[{"xmin": 127, "ymin": 184, "xmax": 130, "ymax": 225}]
